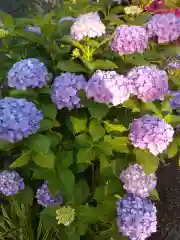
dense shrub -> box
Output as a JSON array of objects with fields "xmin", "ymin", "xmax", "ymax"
[{"xmin": 0, "ymin": 0, "xmax": 179, "ymax": 239}]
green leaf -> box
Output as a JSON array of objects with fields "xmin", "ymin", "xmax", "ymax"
[
  {"xmin": 123, "ymin": 99, "xmax": 140, "ymax": 112},
  {"xmin": 57, "ymin": 150, "xmax": 74, "ymax": 168},
  {"xmin": 134, "ymin": 149, "xmax": 159, "ymax": 174},
  {"xmin": 87, "ymin": 60, "xmax": 118, "ymax": 70},
  {"xmin": 89, "ymin": 119, "xmax": 105, "ymax": 142},
  {"xmin": 58, "ymin": 169, "xmax": 75, "ymax": 196},
  {"xmin": 104, "ymin": 120, "xmax": 127, "ymax": 133},
  {"xmin": 57, "ymin": 60, "xmax": 86, "ymax": 72},
  {"xmin": 77, "ymin": 205, "xmax": 97, "ymax": 223},
  {"xmin": 40, "ymin": 104, "xmax": 57, "ymax": 120},
  {"xmin": 28, "ymin": 134, "xmax": 50, "ymax": 153},
  {"xmin": 83, "ymin": 100, "xmax": 109, "ymax": 120},
  {"xmin": 112, "ymin": 158, "xmax": 129, "ymax": 177},
  {"xmin": 167, "ymin": 141, "xmax": 178, "ymax": 158},
  {"xmin": 165, "ymin": 0, "xmax": 180, "ymax": 7},
  {"xmin": 40, "ymin": 205, "xmax": 59, "ymax": 228},
  {"xmin": 131, "ymin": 13, "xmax": 152, "ymax": 25},
  {"xmin": 32, "ymin": 167, "xmax": 55, "ymax": 180},
  {"xmin": 73, "ymin": 180, "xmax": 89, "ymax": 204},
  {"xmin": 141, "ymin": 102, "xmax": 162, "ymax": 116},
  {"xmin": 164, "ymin": 114, "xmax": 180, "ymax": 124},
  {"xmin": 13, "ymin": 187, "xmax": 34, "ymax": 205},
  {"xmin": 10, "ymin": 151, "xmax": 31, "ymax": 168},
  {"xmin": 77, "ymin": 222, "xmax": 88, "ymax": 235},
  {"xmin": 70, "ymin": 115, "xmax": 87, "ymax": 134},
  {"xmin": 150, "ymin": 189, "xmax": 160, "ymax": 201},
  {"xmin": 77, "ymin": 147, "xmax": 95, "ymax": 163},
  {"xmin": 46, "ymin": 132, "xmax": 62, "ymax": 147},
  {"xmin": 75, "ymin": 134, "xmax": 92, "ymax": 147},
  {"xmin": 95, "ymin": 141, "xmax": 113, "ymax": 156},
  {"xmin": 110, "ymin": 137, "xmax": 129, "ymax": 153},
  {"xmin": 0, "ymin": 12, "xmax": 14, "ymax": 28},
  {"xmin": 39, "ymin": 119, "xmax": 59, "ymax": 131},
  {"xmin": 33, "ymin": 151, "xmax": 55, "ymax": 169}
]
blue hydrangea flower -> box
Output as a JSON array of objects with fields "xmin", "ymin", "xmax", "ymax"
[
  {"xmin": 25, "ymin": 26, "xmax": 41, "ymax": 35},
  {"xmin": 169, "ymin": 90, "xmax": 180, "ymax": 109},
  {"xmin": 117, "ymin": 194, "xmax": 157, "ymax": 240},
  {"xmin": 0, "ymin": 171, "xmax": 25, "ymax": 196},
  {"xmin": 0, "ymin": 97, "xmax": 43, "ymax": 143},
  {"xmin": 51, "ymin": 72, "xmax": 86, "ymax": 110},
  {"xmin": 36, "ymin": 182, "xmax": 63, "ymax": 207},
  {"xmin": 146, "ymin": 13, "xmax": 180, "ymax": 43},
  {"xmin": 8, "ymin": 58, "xmax": 51, "ymax": 90}
]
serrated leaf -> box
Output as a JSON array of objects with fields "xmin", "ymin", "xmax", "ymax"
[
  {"xmin": 134, "ymin": 149, "xmax": 159, "ymax": 174},
  {"xmin": 83, "ymin": 100, "xmax": 109, "ymax": 120},
  {"xmin": 75, "ymin": 134, "xmax": 92, "ymax": 147},
  {"xmin": 28, "ymin": 134, "xmax": 50, "ymax": 153},
  {"xmin": 110, "ymin": 137, "xmax": 129, "ymax": 153},
  {"xmin": 77, "ymin": 147, "xmax": 95, "ymax": 163},
  {"xmin": 40, "ymin": 104, "xmax": 57, "ymax": 120},
  {"xmin": 10, "ymin": 151, "xmax": 31, "ymax": 168},
  {"xmin": 57, "ymin": 60, "xmax": 86, "ymax": 72},
  {"xmin": 58, "ymin": 169, "xmax": 75, "ymax": 196},
  {"xmin": 96, "ymin": 141, "xmax": 113, "ymax": 156},
  {"xmin": 57, "ymin": 150, "xmax": 74, "ymax": 168},
  {"xmin": 33, "ymin": 151, "xmax": 55, "ymax": 169},
  {"xmin": 89, "ymin": 119, "xmax": 105, "ymax": 142},
  {"xmin": 104, "ymin": 120, "xmax": 127, "ymax": 133},
  {"xmin": 70, "ymin": 115, "xmax": 87, "ymax": 133},
  {"xmin": 167, "ymin": 141, "xmax": 178, "ymax": 158}
]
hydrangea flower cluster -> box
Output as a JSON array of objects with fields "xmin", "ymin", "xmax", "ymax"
[
  {"xmin": 129, "ymin": 115, "xmax": 174, "ymax": 156},
  {"xmin": 169, "ymin": 90, "xmax": 180, "ymax": 109},
  {"xmin": 51, "ymin": 72, "xmax": 86, "ymax": 110},
  {"xmin": 116, "ymin": 194, "xmax": 157, "ymax": 240},
  {"xmin": 8, "ymin": 58, "xmax": 50, "ymax": 90},
  {"xmin": 110, "ymin": 25, "xmax": 148, "ymax": 55},
  {"xmin": 127, "ymin": 66, "xmax": 168, "ymax": 102},
  {"xmin": 85, "ymin": 70, "xmax": 132, "ymax": 105},
  {"xmin": 56, "ymin": 206, "xmax": 75, "ymax": 226},
  {"xmin": 70, "ymin": 12, "xmax": 105, "ymax": 41},
  {"xmin": 0, "ymin": 97, "xmax": 43, "ymax": 143},
  {"xmin": 146, "ymin": 14, "xmax": 180, "ymax": 43},
  {"xmin": 0, "ymin": 171, "xmax": 25, "ymax": 196},
  {"xmin": 36, "ymin": 182, "xmax": 63, "ymax": 207},
  {"xmin": 120, "ymin": 164, "xmax": 157, "ymax": 198},
  {"xmin": 168, "ymin": 58, "xmax": 180, "ymax": 69}
]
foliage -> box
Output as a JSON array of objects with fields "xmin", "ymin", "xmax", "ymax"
[{"xmin": 0, "ymin": 0, "xmax": 179, "ymax": 239}]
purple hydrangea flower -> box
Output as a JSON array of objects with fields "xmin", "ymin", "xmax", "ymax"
[
  {"xmin": 120, "ymin": 164, "xmax": 157, "ymax": 198},
  {"xmin": 110, "ymin": 25, "xmax": 148, "ymax": 55},
  {"xmin": 8, "ymin": 58, "xmax": 51, "ymax": 90},
  {"xmin": 51, "ymin": 72, "xmax": 86, "ymax": 110},
  {"xmin": 0, "ymin": 171, "xmax": 25, "ymax": 196},
  {"xmin": 85, "ymin": 70, "xmax": 132, "ymax": 105},
  {"xmin": 117, "ymin": 194, "xmax": 157, "ymax": 240},
  {"xmin": 129, "ymin": 115, "xmax": 174, "ymax": 156},
  {"xmin": 146, "ymin": 14, "xmax": 180, "ymax": 43},
  {"xmin": 168, "ymin": 56, "xmax": 180, "ymax": 69},
  {"xmin": 36, "ymin": 182, "xmax": 63, "ymax": 207},
  {"xmin": 70, "ymin": 12, "xmax": 105, "ymax": 41},
  {"xmin": 169, "ymin": 90, "xmax": 180, "ymax": 109},
  {"xmin": 0, "ymin": 97, "xmax": 43, "ymax": 143},
  {"xmin": 127, "ymin": 66, "xmax": 168, "ymax": 102},
  {"xmin": 25, "ymin": 26, "xmax": 41, "ymax": 35}
]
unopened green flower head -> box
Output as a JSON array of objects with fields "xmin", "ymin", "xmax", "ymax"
[
  {"xmin": 56, "ymin": 206, "xmax": 75, "ymax": 226},
  {"xmin": 0, "ymin": 29, "xmax": 8, "ymax": 38},
  {"xmin": 124, "ymin": 5, "xmax": 143, "ymax": 16}
]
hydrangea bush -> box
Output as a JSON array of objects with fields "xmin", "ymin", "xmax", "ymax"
[{"xmin": 0, "ymin": 0, "xmax": 179, "ymax": 239}]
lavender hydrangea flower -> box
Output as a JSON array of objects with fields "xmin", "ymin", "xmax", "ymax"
[
  {"xmin": 36, "ymin": 182, "xmax": 63, "ymax": 207},
  {"xmin": 70, "ymin": 12, "xmax": 105, "ymax": 41},
  {"xmin": 51, "ymin": 72, "xmax": 86, "ymax": 110},
  {"xmin": 0, "ymin": 97, "xmax": 43, "ymax": 143},
  {"xmin": 0, "ymin": 171, "xmax": 24, "ymax": 196},
  {"xmin": 129, "ymin": 115, "xmax": 174, "ymax": 156},
  {"xmin": 117, "ymin": 194, "xmax": 157, "ymax": 240},
  {"xmin": 169, "ymin": 90, "xmax": 180, "ymax": 109},
  {"xmin": 110, "ymin": 25, "xmax": 148, "ymax": 55},
  {"xmin": 127, "ymin": 66, "xmax": 168, "ymax": 102},
  {"xmin": 168, "ymin": 57, "xmax": 180, "ymax": 69},
  {"xmin": 8, "ymin": 58, "xmax": 51, "ymax": 90},
  {"xmin": 120, "ymin": 164, "xmax": 157, "ymax": 198},
  {"xmin": 25, "ymin": 26, "xmax": 41, "ymax": 35},
  {"xmin": 146, "ymin": 14, "xmax": 180, "ymax": 43},
  {"xmin": 85, "ymin": 70, "xmax": 132, "ymax": 105},
  {"xmin": 59, "ymin": 17, "xmax": 76, "ymax": 23}
]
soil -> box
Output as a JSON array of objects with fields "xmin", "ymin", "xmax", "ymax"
[{"xmin": 148, "ymin": 158, "xmax": 180, "ymax": 240}]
